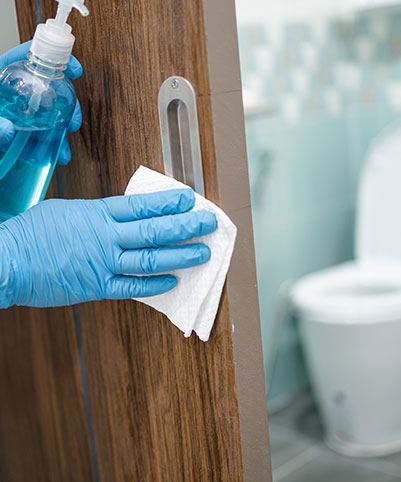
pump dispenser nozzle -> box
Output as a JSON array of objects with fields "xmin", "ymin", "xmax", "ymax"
[
  {"xmin": 54, "ymin": 0, "xmax": 89, "ymax": 28},
  {"xmin": 30, "ymin": 0, "xmax": 89, "ymax": 66}
]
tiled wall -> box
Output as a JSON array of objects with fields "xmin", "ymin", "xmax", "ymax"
[
  {"xmin": 238, "ymin": 10, "xmax": 401, "ymax": 405},
  {"xmin": 240, "ymin": 13, "xmax": 401, "ymax": 122}
]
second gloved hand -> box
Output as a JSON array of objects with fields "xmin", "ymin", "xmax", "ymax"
[
  {"xmin": 0, "ymin": 41, "xmax": 83, "ymax": 165},
  {"xmin": 0, "ymin": 189, "xmax": 216, "ymax": 308}
]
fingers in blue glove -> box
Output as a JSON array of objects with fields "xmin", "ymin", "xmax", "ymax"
[
  {"xmin": 105, "ymin": 274, "xmax": 178, "ymax": 299},
  {"xmin": 58, "ymin": 101, "xmax": 82, "ymax": 165},
  {"xmin": 116, "ymin": 243, "xmax": 211, "ymax": 275},
  {"xmin": 0, "ymin": 192, "xmax": 216, "ymax": 308},
  {"xmin": 104, "ymin": 189, "xmax": 196, "ymax": 221},
  {"xmin": 0, "ymin": 43, "xmax": 83, "ymax": 167},
  {"xmin": 64, "ymin": 56, "xmax": 83, "ymax": 80},
  {"xmin": 0, "ymin": 41, "xmax": 83, "ymax": 79},
  {"xmin": 57, "ymin": 136, "xmax": 71, "ymax": 165},
  {"xmin": 0, "ymin": 117, "xmax": 15, "ymax": 149},
  {"xmin": 68, "ymin": 99, "xmax": 82, "ymax": 133},
  {"xmin": 117, "ymin": 210, "xmax": 217, "ymax": 249}
]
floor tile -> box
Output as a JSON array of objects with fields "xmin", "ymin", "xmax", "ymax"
[
  {"xmin": 317, "ymin": 443, "xmax": 401, "ymax": 480},
  {"xmin": 270, "ymin": 392, "xmax": 401, "ymax": 481},
  {"xmin": 269, "ymin": 423, "xmax": 316, "ymax": 470},
  {"xmin": 383, "ymin": 451, "xmax": 401, "ymax": 467},
  {"xmin": 276, "ymin": 450, "xmax": 401, "ymax": 482},
  {"xmin": 270, "ymin": 391, "xmax": 323, "ymax": 441}
]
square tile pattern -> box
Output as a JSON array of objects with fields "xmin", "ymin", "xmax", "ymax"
[
  {"xmin": 270, "ymin": 393, "xmax": 401, "ymax": 481},
  {"xmin": 238, "ymin": 12, "xmax": 401, "ymax": 121}
]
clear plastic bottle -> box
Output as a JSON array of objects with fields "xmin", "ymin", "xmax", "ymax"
[{"xmin": 0, "ymin": 0, "xmax": 89, "ymax": 222}]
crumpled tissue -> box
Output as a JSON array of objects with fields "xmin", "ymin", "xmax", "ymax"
[{"xmin": 125, "ymin": 166, "xmax": 237, "ymax": 342}]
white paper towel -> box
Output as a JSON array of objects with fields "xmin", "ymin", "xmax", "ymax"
[{"xmin": 125, "ymin": 166, "xmax": 237, "ymax": 342}]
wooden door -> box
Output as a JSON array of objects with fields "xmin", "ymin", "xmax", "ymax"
[{"xmin": 1, "ymin": 0, "xmax": 272, "ymax": 480}]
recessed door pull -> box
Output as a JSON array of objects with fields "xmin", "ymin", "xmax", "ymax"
[{"xmin": 158, "ymin": 76, "xmax": 205, "ymax": 196}]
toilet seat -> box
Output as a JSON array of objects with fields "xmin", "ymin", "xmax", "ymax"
[
  {"xmin": 293, "ymin": 124, "xmax": 401, "ymax": 325},
  {"xmin": 292, "ymin": 261, "xmax": 401, "ymax": 324},
  {"xmin": 290, "ymin": 124, "xmax": 401, "ymax": 456}
]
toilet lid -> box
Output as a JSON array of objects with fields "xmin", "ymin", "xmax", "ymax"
[
  {"xmin": 292, "ymin": 261, "xmax": 401, "ymax": 324},
  {"xmin": 356, "ymin": 122, "xmax": 401, "ymax": 263}
]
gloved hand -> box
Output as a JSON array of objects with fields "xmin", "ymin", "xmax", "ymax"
[
  {"xmin": 0, "ymin": 41, "xmax": 82, "ymax": 165},
  {"xmin": 0, "ymin": 189, "xmax": 216, "ymax": 308}
]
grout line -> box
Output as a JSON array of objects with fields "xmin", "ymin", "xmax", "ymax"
[
  {"xmin": 73, "ymin": 306, "xmax": 101, "ymax": 482},
  {"xmin": 270, "ymin": 420, "xmax": 319, "ymax": 442},
  {"xmin": 55, "ymin": 165, "xmax": 65, "ymax": 199},
  {"xmin": 270, "ymin": 420, "xmax": 401, "ymax": 480},
  {"xmin": 270, "ymin": 396, "xmax": 401, "ymax": 480},
  {"xmin": 363, "ymin": 464, "xmax": 401, "ymax": 480},
  {"xmin": 273, "ymin": 445, "xmax": 321, "ymax": 481},
  {"xmin": 337, "ymin": 455, "xmax": 401, "ymax": 480},
  {"xmin": 34, "ymin": 0, "xmax": 43, "ymax": 25},
  {"xmin": 33, "ymin": 2, "xmax": 98, "ymax": 480},
  {"xmin": 32, "ymin": 3, "xmax": 100, "ymax": 480}
]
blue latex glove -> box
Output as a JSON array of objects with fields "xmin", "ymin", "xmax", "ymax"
[
  {"xmin": 0, "ymin": 41, "xmax": 83, "ymax": 165},
  {"xmin": 0, "ymin": 189, "xmax": 217, "ymax": 308}
]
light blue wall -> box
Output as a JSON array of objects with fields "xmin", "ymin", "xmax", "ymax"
[
  {"xmin": 238, "ymin": 11, "xmax": 401, "ymax": 406},
  {"xmin": 0, "ymin": 2, "xmax": 19, "ymax": 55}
]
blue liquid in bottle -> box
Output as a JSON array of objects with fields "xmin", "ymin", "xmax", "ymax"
[{"xmin": 0, "ymin": 54, "xmax": 76, "ymax": 222}]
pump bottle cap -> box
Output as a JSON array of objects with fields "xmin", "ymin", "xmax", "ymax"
[{"xmin": 30, "ymin": 0, "xmax": 89, "ymax": 66}]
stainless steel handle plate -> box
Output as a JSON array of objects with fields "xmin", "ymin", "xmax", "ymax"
[{"xmin": 158, "ymin": 76, "xmax": 205, "ymax": 196}]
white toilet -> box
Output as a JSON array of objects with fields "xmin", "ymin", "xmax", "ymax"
[{"xmin": 292, "ymin": 123, "xmax": 401, "ymax": 457}]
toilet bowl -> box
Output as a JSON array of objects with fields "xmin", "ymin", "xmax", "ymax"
[{"xmin": 292, "ymin": 123, "xmax": 401, "ymax": 457}]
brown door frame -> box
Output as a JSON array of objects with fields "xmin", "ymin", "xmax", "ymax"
[
  {"xmin": 3, "ymin": 0, "xmax": 272, "ymax": 480},
  {"xmin": 203, "ymin": 2, "xmax": 271, "ymax": 479}
]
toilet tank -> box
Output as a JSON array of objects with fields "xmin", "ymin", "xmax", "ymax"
[{"xmin": 356, "ymin": 123, "xmax": 401, "ymax": 264}]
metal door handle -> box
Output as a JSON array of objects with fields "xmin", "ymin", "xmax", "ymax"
[{"xmin": 158, "ymin": 76, "xmax": 205, "ymax": 196}]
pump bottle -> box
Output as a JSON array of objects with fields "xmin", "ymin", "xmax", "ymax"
[{"xmin": 0, "ymin": 0, "xmax": 89, "ymax": 222}]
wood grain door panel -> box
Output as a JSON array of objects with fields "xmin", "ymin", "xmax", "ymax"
[
  {"xmin": 3, "ymin": 0, "xmax": 272, "ymax": 480},
  {"xmin": 0, "ymin": 3, "xmax": 94, "ymax": 481}
]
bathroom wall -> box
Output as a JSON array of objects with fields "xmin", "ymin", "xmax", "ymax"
[
  {"xmin": 237, "ymin": 5, "xmax": 401, "ymax": 406},
  {"xmin": 0, "ymin": 2, "xmax": 19, "ymax": 54}
]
